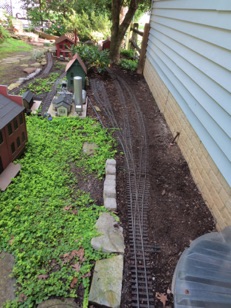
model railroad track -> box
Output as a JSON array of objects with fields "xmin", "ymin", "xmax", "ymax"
[
  {"xmin": 41, "ymin": 71, "xmax": 66, "ymax": 115},
  {"xmin": 91, "ymin": 71, "xmax": 155, "ymax": 308},
  {"xmin": 11, "ymin": 52, "xmax": 54, "ymax": 96}
]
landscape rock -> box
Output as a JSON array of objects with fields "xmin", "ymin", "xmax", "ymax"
[
  {"xmin": 106, "ymin": 158, "xmax": 116, "ymax": 166},
  {"xmin": 91, "ymin": 213, "xmax": 124, "ymax": 253},
  {"xmin": 23, "ymin": 67, "xmax": 37, "ymax": 74},
  {"xmin": 89, "ymin": 255, "xmax": 123, "ymax": 308},
  {"xmin": 38, "ymin": 298, "xmax": 80, "ymax": 307},
  {"xmin": 8, "ymin": 83, "xmax": 21, "ymax": 90},
  {"xmin": 103, "ymin": 182, "xmax": 116, "ymax": 199},
  {"xmin": 31, "ymin": 62, "xmax": 41, "ymax": 68},
  {"xmin": 82, "ymin": 142, "xmax": 98, "ymax": 155},
  {"xmin": 0, "ymin": 252, "xmax": 16, "ymax": 306},
  {"xmin": 104, "ymin": 197, "xmax": 117, "ymax": 210},
  {"xmin": 105, "ymin": 164, "xmax": 116, "ymax": 175}
]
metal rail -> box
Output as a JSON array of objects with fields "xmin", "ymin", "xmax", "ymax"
[{"xmin": 90, "ymin": 70, "xmax": 155, "ymax": 307}]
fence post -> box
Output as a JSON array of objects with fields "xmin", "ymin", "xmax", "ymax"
[
  {"xmin": 137, "ymin": 23, "xmax": 150, "ymax": 74},
  {"xmin": 125, "ymin": 23, "xmax": 132, "ymax": 50},
  {"xmin": 130, "ymin": 23, "xmax": 138, "ymax": 49}
]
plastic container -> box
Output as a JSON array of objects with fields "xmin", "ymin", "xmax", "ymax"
[{"xmin": 172, "ymin": 227, "xmax": 231, "ymax": 307}]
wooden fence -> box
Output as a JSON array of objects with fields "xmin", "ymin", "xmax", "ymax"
[{"xmin": 126, "ymin": 23, "xmax": 150, "ymax": 74}]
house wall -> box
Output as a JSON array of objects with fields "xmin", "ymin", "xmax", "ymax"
[
  {"xmin": 144, "ymin": 0, "xmax": 231, "ymax": 229},
  {"xmin": 67, "ymin": 63, "xmax": 86, "ymax": 91},
  {"xmin": 0, "ymin": 85, "xmax": 23, "ymax": 106},
  {"xmin": 0, "ymin": 111, "xmax": 27, "ymax": 171}
]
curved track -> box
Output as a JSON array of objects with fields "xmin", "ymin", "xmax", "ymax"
[{"xmin": 91, "ymin": 70, "xmax": 155, "ymax": 307}]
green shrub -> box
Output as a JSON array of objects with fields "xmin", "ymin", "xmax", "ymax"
[
  {"xmin": 119, "ymin": 58, "xmax": 138, "ymax": 71},
  {"xmin": 0, "ymin": 25, "xmax": 10, "ymax": 43},
  {"xmin": 72, "ymin": 44, "xmax": 110, "ymax": 73},
  {"xmin": 120, "ymin": 48, "xmax": 136, "ymax": 59}
]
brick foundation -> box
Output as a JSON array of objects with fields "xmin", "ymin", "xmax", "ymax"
[{"xmin": 144, "ymin": 59, "xmax": 231, "ymax": 230}]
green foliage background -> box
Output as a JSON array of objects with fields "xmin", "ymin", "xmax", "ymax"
[{"xmin": 0, "ymin": 116, "xmax": 116, "ymax": 307}]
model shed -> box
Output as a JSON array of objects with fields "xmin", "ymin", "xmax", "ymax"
[
  {"xmin": 55, "ymin": 34, "xmax": 77, "ymax": 59},
  {"xmin": 0, "ymin": 86, "xmax": 27, "ymax": 174},
  {"xmin": 65, "ymin": 53, "xmax": 87, "ymax": 91}
]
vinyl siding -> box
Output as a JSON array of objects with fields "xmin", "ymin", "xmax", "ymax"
[{"xmin": 146, "ymin": 0, "xmax": 231, "ymax": 186}]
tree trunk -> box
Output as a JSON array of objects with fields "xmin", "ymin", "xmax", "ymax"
[{"xmin": 110, "ymin": 0, "xmax": 141, "ymax": 63}]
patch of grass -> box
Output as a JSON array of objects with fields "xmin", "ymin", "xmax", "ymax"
[
  {"xmin": 0, "ymin": 38, "xmax": 32, "ymax": 60},
  {"xmin": 0, "ymin": 116, "xmax": 116, "ymax": 307}
]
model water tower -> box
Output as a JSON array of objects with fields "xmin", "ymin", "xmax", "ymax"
[{"xmin": 74, "ymin": 76, "xmax": 83, "ymax": 114}]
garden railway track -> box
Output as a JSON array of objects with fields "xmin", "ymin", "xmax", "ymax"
[{"xmin": 91, "ymin": 70, "xmax": 155, "ymax": 307}]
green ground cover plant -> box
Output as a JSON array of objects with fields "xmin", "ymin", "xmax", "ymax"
[
  {"xmin": 20, "ymin": 73, "xmax": 60, "ymax": 95},
  {"xmin": 0, "ymin": 38, "xmax": 32, "ymax": 60},
  {"xmin": 0, "ymin": 116, "xmax": 116, "ymax": 307}
]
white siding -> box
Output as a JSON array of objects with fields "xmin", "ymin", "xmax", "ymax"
[{"xmin": 146, "ymin": 0, "xmax": 231, "ymax": 185}]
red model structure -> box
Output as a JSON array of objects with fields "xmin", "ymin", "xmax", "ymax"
[
  {"xmin": 0, "ymin": 85, "xmax": 27, "ymax": 174},
  {"xmin": 55, "ymin": 34, "xmax": 78, "ymax": 58}
]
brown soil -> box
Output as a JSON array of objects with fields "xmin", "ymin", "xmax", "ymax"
[
  {"xmin": 2, "ymin": 52, "xmax": 216, "ymax": 307},
  {"xmin": 87, "ymin": 66, "xmax": 216, "ymax": 307}
]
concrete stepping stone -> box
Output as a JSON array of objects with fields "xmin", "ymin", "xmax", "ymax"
[
  {"xmin": 89, "ymin": 255, "xmax": 123, "ymax": 308},
  {"xmin": 38, "ymin": 298, "xmax": 80, "ymax": 307},
  {"xmin": 23, "ymin": 67, "xmax": 37, "ymax": 74},
  {"xmin": 82, "ymin": 142, "xmax": 98, "ymax": 155},
  {"xmin": 91, "ymin": 213, "xmax": 124, "ymax": 253},
  {"xmin": 0, "ymin": 252, "xmax": 16, "ymax": 306},
  {"xmin": 31, "ymin": 62, "xmax": 41, "ymax": 68}
]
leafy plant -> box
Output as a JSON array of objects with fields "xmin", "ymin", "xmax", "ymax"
[
  {"xmin": 120, "ymin": 48, "xmax": 137, "ymax": 59},
  {"xmin": 119, "ymin": 58, "xmax": 138, "ymax": 71},
  {"xmin": 71, "ymin": 44, "xmax": 110, "ymax": 73},
  {"xmin": 0, "ymin": 116, "xmax": 116, "ymax": 307},
  {"xmin": 20, "ymin": 73, "xmax": 59, "ymax": 95}
]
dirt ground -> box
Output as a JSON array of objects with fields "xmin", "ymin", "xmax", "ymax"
[
  {"xmin": 0, "ymin": 51, "xmax": 35, "ymax": 85},
  {"xmin": 87, "ymin": 67, "xmax": 216, "ymax": 307},
  {"xmin": 1, "ymin": 51, "xmax": 216, "ymax": 307}
]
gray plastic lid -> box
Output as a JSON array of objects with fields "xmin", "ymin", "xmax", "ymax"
[{"xmin": 172, "ymin": 227, "xmax": 231, "ymax": 307}]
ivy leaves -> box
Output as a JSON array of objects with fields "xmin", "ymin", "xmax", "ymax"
[{"xmin": 0, "ymin": 116, "xmax": 115, "ymax": 307}]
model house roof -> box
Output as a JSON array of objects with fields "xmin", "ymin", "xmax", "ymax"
[
  {"xmin": 55, "ymin": 33, "xmax": 76, "ymax": 44},
  {"xmin": 22, "ymin": 90, "xmax": 33, "ymax": 102},
  {"xmin": 0, "ymin": 94, "xmax": 24, "ymax": 129},
  {"xmin": 65, "ymin": 53, "xmax": 87, "ymax": 75},
  {"xmin": 56, "ymin": 101, "xmax": 72, "ymax": 110},
  {"xmin": 53, "ymin": 93, "xmax": 72, "ymax": 106}
]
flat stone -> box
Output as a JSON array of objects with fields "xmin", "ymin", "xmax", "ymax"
[
  {"xmin": 38, "ymin": 298, "xmax": 80, "ymax": 307},
  {"xmin": 94, "ymin": 105, "xmax": 101, "ymax": 112},
  {"xmin": 83, "ymin": 142, "xmax": 98, "ymax": 155},
  {"xmin": 106, "ymin": 158, "xmax": 116, "ymax": 166},
  {"xmin": 105, "ymin": 164, "xmax": 116, "ymax": 175},
  {"xmin": 104, "ymin": 183, "xmax": 116, "ymax": 199},
  {"xmin": 0, "ymin": 252, "xmax": 16, "ymax": 306},
  {"xmin": 89, "ymin": 255, "xmax": 123, "ymax": 308},
  {"xmin": 1, "ymin": 58, "xmax": 20, "ymax": 64},
  {"xmin": 41, "ymin": 61, "xmax": 47, "ymax": 66},
  {"xmin": 20, "ymin": 64, "xmax": 29, "ymax": 67},
  {"xmin": 23, "ymin": 67, "xmax": 37, "ymax": 74},
  {"xmin": 106, "ymin": 174, "xmax": 116, "ymax": 181},
  {"xmin": 104, "ymin": 197, "xmax": 117, "ymax": 211},
  {"xmin": 8, "ymin": 83, "xmax": 20, "ymax": 90},
  {"xmin": 91, "ymin": 213, "xmax": 124, "ymax": 253},
  {"xmin": 31, "ymin": 62, "xmax": 41, "ymax": 68}
]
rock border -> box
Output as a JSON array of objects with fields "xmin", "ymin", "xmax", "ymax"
[{"xmin": 89, "ymin": 159, "xmax": 124, "ymax": 308}]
